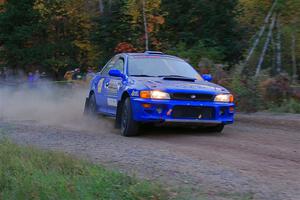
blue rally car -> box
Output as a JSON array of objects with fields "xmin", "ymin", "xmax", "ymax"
[{"xmin": 84, "ymin": 51, "xmax": 235, "ymax": 136}]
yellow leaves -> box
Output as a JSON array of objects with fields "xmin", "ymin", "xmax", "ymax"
[
  {"xmin": 145, "ymin": 0, "xmax": 161, "ymax": 11},
  {"xmin": 126, "ymin": 0, "xmax": 164, "ymax": 32},
  {"xmin": 151, "ymin": 15, "xmax": 164, "ymax": 25},
  {"xmin": 33, "ymin": 0, "xmax": 96, "ymax": 67},
  {"xmin": 147, "ymin": 15, "xmax": 164, "ymax": 33},
  {"xmin": 124, "ymin": 0, "xmax": 164, "ymax": 49},
  {"xmin": 73, "ymin": 40, "xmax": 92, "ymax": 51},
  {"xmin": 280, "ymin": 0, "xmax": 300, "ymax": 26},
  {"xmin": 238, "ymin": 0, "xmax": 273, "ymax": 27},
  {"xmin": 126, "ymin": 0, "xmax": 140, "ymax": 24},
  {"xmin": 33, "ymin": 0, "xmax": 45, "ymax": 12}
]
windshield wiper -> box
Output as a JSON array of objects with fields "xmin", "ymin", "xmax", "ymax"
[
  {"xmin": 130, "ymin": 75, "xmax": 157, "ymax": 77},
  {"xmin": 158, "ymin": 75, "xmax": 195, "ymax": 79}
]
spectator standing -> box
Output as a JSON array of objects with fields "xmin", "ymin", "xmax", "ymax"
[
  {"xmin": 64, "ymin": 70, "xmax": 73, "ymax": 81},
  {"xmin": 85, "ymin": 67, "xmax": 95, "ymax": 83},
  {"xmin": 33, "ymin": 70, "xmax": 40, "ymax": 82},
  {"xmin": 72, "ymin": 68, "xmax": 82, "ymax": 80},
  {"xmin": 27, "ymin": 72, "xmax": 34, "ymax": 87}
]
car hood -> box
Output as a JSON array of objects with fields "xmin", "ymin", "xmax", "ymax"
[{"xmin": 130, "ymin": 77, "xmax": 229, "ymax": 95}]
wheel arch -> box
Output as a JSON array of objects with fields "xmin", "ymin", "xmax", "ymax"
[
  {"xmin": 120, "ymin": 91, "xmax": 130, "ymax": 103},
  {"xmin": 115, "ymin": 91, "xmax": 131, "ymax": 128},
  {"xmin": 89, "ymin": 90, "xmax": 95, "ymax": 97}
]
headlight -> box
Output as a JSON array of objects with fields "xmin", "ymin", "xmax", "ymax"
[
  {"xmin": 214, "ymin": 94, "xmax": 234, "ymax": 103},
  {"xmin": 140, "ymin": 90, "xmax": 170, "ymax": 100}
]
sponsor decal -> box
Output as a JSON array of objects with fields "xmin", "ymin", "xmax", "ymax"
[
  {"xmin": 97, "ymin": 78, "xmax": 104, "ymax": 93},
  {"xmin": 107, "ymin": 98, "xmax": 118, "ymax": 107},
  {"xmin": 131, "ymin": 90, "xmax": 139, "ymax": 97},
  {"xmin": 108, "ymin": 80, "xmax": 121, "ymax": 94}
]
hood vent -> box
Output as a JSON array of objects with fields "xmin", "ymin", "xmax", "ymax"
[{"xmin": 163, "ymin": 77, "xmax": 196, "ymax": 82}]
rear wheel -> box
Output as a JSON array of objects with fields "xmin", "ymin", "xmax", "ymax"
[{"xmin": 120, "ymin": 98, "xmax": 139, "ymax": 137}]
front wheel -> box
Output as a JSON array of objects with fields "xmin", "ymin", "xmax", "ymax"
[
  {"xmin": 120, "ymin": 98, "xmax": 139, "ymax": 137},
  {"xmin": 84, "ymin": 93, "xmax": 97, "ymax": 116}
]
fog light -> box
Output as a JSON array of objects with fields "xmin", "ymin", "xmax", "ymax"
[
  {"xmin": 167, "ymin": 109, "xmax": 172, "ymax": 116},
  {"xmin": 220, "ymin": 110, "xmax": 225, "ymax": 116},
  {"xmin": 142, "ymin": 103, "xmax": 152, "ymax": 108}
]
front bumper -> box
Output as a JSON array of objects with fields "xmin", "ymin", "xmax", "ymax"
[{"xmin": 130, "ymin": 98, "xmax": 235, "ymax": 125}]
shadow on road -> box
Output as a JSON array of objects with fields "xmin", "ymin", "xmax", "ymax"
[{"xmin": 137, "ymin": 125, "xmax": 224, "ymax": 138}]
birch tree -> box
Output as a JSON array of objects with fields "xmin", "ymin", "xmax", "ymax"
[
  {"xmin": 99, "ymin": 0, "xmax": 104, "ymax": 14},
  {"xmin": 291, "ymin": 32, "xmax": 298, "ymax": 83},
  {"xmin": 125, "ymin": 0, "xmax": 163, "ymax": 51},
  {"xmin": 275, "ymin": 17, "xmax": 282, "ymax": 73},
  {"xmin": 255, "ymin": 13, "xmax": 277, "ymax": 76},
  {"xmin": 142, "ymin": 0, "xmax": 149, "ymax": 51},
  {"xmin": 244, "ymin": 0, "xmax": 277, "ymax": 65},
  {"xmin": 278, "ymin": 0, "xmax": 300, "ymax": 81}
]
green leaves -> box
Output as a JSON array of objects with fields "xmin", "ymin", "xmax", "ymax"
[
  {"xmin": 2, "ymin": 0, "xmax": 288, "ymax": 78},
  {"xmin": 0, "ymin": 0, "xmax": 96, "ymax": 75}
]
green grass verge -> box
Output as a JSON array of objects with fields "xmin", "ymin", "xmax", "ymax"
[
  {"xmin": 0, "ymin": 140, "xmax": 168, "ymax": 200},
  {"xmin": 267, "ymin": 99, "xmax": 300, "ymax": 114}
]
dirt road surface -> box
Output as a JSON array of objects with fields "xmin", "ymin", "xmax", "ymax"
[{"xmin": 0, "ymin": 113, "xmax": 299, "ymax": 200}]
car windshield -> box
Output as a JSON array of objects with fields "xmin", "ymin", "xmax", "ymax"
[{"xmin": 128, "ymin": 56, "xmax": 202, "ymax": 80}]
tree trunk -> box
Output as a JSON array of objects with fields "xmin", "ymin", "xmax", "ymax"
[
  {"xmin": 291, "ymin": 32, "xmax": 298, "ymax": 83},
  {"xmin": 99, "ymin": 0, "xmax": 104, "ymax": 14},
  {"xmin": 271, "ymin": 32, "xmax": 276, "ymax": 72},
  {"xmin": 108, "ymin": 0, "xmax": 112, "ymax": 13},
  {"xmin": 276, "ymin": 16, "xmax": 282, "ymax": 73},
  {"xmin": 255, "ymin": 13, "xmax": 277, "ymax": 77},
  {"xmin": 142, "ymin": 0, "xmax": 149, "ymax": 51},
  {"xmin": 244, "ymin": 0, "xmax": 278, "ymax": 66}
]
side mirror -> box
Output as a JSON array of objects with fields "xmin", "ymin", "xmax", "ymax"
[
  {"xmin": 109, "ymin": 69, "xmax": 125, "ymax": 79},
  {"xmin": 202, "ymin": 74, "xmax": 212, "ymax": 82}
]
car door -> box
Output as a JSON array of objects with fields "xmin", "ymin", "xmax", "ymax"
[
  {"xmin": 103, "ymin": 57, "xmax": 125, "ymax": 115},
  {"xmin": 95, "ymin": 56, "xmax": 118, "ymax": 113}
]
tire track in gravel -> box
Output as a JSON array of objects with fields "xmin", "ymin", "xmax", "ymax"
[{"xmin": 0, "ymin": 115, "xmax": 299, "ymax": 200}]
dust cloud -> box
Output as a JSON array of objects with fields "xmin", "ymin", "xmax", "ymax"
[{"xmin": 0, "ymin": 83, "xmax": 114, "ymax": 132}]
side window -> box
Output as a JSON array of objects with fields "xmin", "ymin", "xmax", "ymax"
[
  {"xmin": 100, "ymin": 56, "xmax": 118, "ymax": 76},
  {"xmin": 113, "ymin": 58, "xmax": 124, "ymax": 73}
]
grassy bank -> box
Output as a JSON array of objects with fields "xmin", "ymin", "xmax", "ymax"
[{"xmin": 0, "ymin": 140, "xmax": 168, "ymax": 200}]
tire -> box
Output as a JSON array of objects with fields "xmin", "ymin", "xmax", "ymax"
[
  {"xmin": 206, "ymin": 124, "xmax": 224, "ymax": 133},
  {"xmin": 115, "ymin": 102, "xmax": 122, "ymax": 129},
  {"xmin": 84, "ymin": 93, "xmax": 97, "ymax": 116},
  {"xmin": 83, "ymin": 98, "xmax": 90, "ymax": 115},
  {"xmin": 120, "ymin": 98, "xmax": 139, "ymax": 137}
]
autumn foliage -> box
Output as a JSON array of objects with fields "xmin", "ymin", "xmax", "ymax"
[{"xmin": 114, "ymin": 42, "xmax": 136, "ymax": 53}]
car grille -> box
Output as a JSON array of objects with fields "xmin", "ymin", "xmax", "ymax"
[
  {"xmin": 171, "ymin": 106, "xmax": 215, "ymax": 119},
  {"xmin": 171, "ymin": 93, "xmax": 214, "ymax": 101}
]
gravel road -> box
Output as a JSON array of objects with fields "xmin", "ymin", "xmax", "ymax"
[
  {"xmin": 0, "ymin": 113, "xmax": 299, "ymax": 200},
  {"xmin": 0, "ymin": 83, "xmax": 299, "ymax": 200}
]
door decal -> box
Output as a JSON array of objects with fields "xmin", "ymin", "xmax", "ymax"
[
  {"xmin": 97, "ymin": 78, "xmax": 104, "ymax": 93},
  {"xmin": 107, "ymin": 98, "xmax": 118, "ymax": 107}
]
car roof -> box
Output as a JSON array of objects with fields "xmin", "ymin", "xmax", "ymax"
[{"xmin": 123, "ymin": 51, "xmax": 182, "ymax": 60}]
